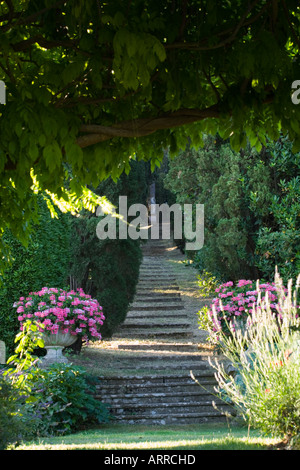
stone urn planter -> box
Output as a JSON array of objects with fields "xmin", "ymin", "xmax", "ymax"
[
  {"xmin": 14, "ymin": 286, "xmax": 105, "ymax": 367},
  {"xmin": 42, "ymin": 329, "xmax": 78, "ymax": 366}
]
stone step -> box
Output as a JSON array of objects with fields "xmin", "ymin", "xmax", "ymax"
[
  {"xmin": 100, "ymin": 389, "xmax": 217, "ymax": 403},
  {"xmin": 98, "ymin": 373, "xmax": 216, "ymax": 386},
  {"xmin": 142, "ymin": 245, "xmax": 175, "ymax": 250},
  {"xmin": 98, "ymin": 382, "xmax": 218, "ymax": 398},
  {"xmin": 98, "ymin": 353, "xmax": 211, "ymax": 363},
  {"xmin": 136, "ymin": 286, "xmax": 180, "ymax": 292},
  {"xmin": 133, "ymin": 295, "xmax": 181, "ymax": 301},
  {"xmin": 117, "ymin": 328, "xmax": 191, "ymax": 337},
  {"xmin": 139, "ymin": 274, "xmax": 177, "ymax": 278},
  {"xmin": 119, "ymin": 318, "xmax": 190, "ymax": 324},
  {"xmin": 106, "ymin": 401, "xmax": 229, "ymax": 418},
  {"xmin": 141, "ymin": 253, "xmax": 172, "ymax": 257},
  {"xmin": 115, "ymin": 364, "xmax": 212, "ymax": 374},
  {"xmin": 114, "ymin": 330, "xmax": 193, "ymax": 339},
  {"xmin": 108, "ymin": 412, "xmax": 228, "ymax": 426},
  {"xmin": 129, "ymin": 303, "xmax": 184, "ymax": 311},
  {"xmin": 117, "ymin": 342, "xmax": 201, "ymax": 352},
  {"xmin": 125, "ymin": 312, "xmax": 188, "ymax": 320},
  {"xmin": 115, "ymin": 323, "xmax": 190, "ymax": 330},
  {"xmin": 142, "ymin": 247, "xmax": 176, "ymax": 251},
  {"xmin": 139, "ymin": 265, "xmax": 172, "ymax": 269},
  {"xmin": 111, "ymin": 413, "xmax": 228, "ymax": 425},
  {"xmin": 113, "ymin": 354, "xmax": 211, "ymax": 366},
  {"xmin": 137, "ymin": 278, "xmax": 178, "ymax": 283},
  {"xmin": 134, "ymin": 298, "xmax": 181, "ymax": 303},
  {"xmin": 99, "ymin": 383, "xmax": 217, "ymax": 398},
  {"xmin": 135, "ymin": 288, "xmax": 180, "ymax": 293},
  {"xmin": 137, "ymin": 284, "xmax": 180, "ymax": 289},
  {"xmin": 139, "ymin": 268, "xmax": 173, "ymax": 272}
]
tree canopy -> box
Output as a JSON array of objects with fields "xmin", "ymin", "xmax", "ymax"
[{"xmin": 1, "ymin": 0, "xmax": 300, "ymax": 264}]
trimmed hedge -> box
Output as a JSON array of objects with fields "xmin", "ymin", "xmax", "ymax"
[{"xmin": 69, "ymin": 160, "xmax": 148, "ymax": 338}]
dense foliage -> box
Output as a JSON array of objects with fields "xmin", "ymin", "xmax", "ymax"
[
  {"xmin": 164, "ymin": 135, "xmax": 300, "ymax": 283},
  {"xmin": 1, "ymin": 1, "xmax": 300, "ymax": 265}
]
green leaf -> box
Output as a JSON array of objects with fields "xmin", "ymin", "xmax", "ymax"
[
  {"xmin": 38, "ymin": 134, "xmax": 47, "ymax": 147},
  {"xmin": 153, "ymin": 40, "xmax": 166, "ymax": 62},
  {"xmin": 15, "ymin": 122, "xmax": 22, "ymax": 137},
  {"xmin": 29, "ymin": 142, "xmax": 39, "ymax": 161},
  {"xmin": 25, "ymin": 396, "xmax": 38, "ymax": 404},
  {"xmin": 43, "ymin": 142, "xmax": 62, "ymax": 172}
]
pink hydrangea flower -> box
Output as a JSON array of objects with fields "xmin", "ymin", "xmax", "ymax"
[{"xmin": 14, "ymin": 286, "xmax": 105, "ymax": 343}]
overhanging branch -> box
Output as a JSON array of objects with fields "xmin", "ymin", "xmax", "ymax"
[{"xmin": 76, "ymin": 104, "xmax": 220, "ymax": 148}]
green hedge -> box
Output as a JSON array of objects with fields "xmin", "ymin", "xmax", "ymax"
[
  {"xmin": 70, "ymin": 217, "xmax": 142, "ymax": 338},
  {"xmin": 69, "ymin": 160, "xmax": 149, "ymax": 338}
]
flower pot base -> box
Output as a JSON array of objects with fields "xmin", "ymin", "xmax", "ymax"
[{"xmin": 41, "ymin": 346, "xmax": 70, "ymax": 367}]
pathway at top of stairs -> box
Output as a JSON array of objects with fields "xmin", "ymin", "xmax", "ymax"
[{"xmin": 79, "ymin": 234, "xmax": 232, "ymax": 425}]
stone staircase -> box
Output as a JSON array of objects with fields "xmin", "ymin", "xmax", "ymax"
[{"xmin": 94, "ymin": 235, "xmax": 232, "ymax": 425}]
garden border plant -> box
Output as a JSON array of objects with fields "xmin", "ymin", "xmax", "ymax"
[
  {"xmin": 202, "ymin": 271, "xmax": 300, "ymax": 448},
  {"xmin": 1, "ymin": 319, "xmax": 110, "ymax": 449}
]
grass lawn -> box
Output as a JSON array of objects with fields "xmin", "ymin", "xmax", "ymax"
[{"xmin": 17, "ymin": 422, "xmax": 281, "ymax": 450}]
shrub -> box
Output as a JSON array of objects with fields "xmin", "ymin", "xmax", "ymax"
[
  {"xmin": 70, "ymin": 218, "xmax": 142, "ymax": 338},
  {"xmin": 197, "ymin": 270, "xmax": 221, "ymax": 298},
  {"xmin": 4, "ymin": 320, "xmax": 110, "ymax": 440},
  {"xmin": 206, "ymin": 272, "xmax": 300, "ymax": 447},
  {"xmin": 0, "ymin": 372, "xmax": 27, "ymax": 449},
  {"xmin": 28, "ymin": 363, "xmax": 110, "ymax": 436},
  {"xmin": 1, "ymin": 320, "xmax": 47, "ymax": 448}
]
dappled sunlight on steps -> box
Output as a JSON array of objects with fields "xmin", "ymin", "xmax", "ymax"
[{"xmin": 95, "ymin": 236, "xmax": 232, "ymax": 425}]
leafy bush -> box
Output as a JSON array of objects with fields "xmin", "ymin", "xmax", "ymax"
[
  {"xmin": 1, "ymin": 320, "xmax": 47, "ymax": 448},
  {"xmin": 207, "ymin": 272, "xmax": 300, "ymax": 447},
  {"xmin": 70, "ymin": 216, "xmax": 142, "ymax": 338},
  {"xmin": 252, "ymin": 137, "xmax": 300, "ymax": 282},
  {"xmin": 0, "ymin": 372, "xmax": 28, "ymax": 449},
  {"xmin": 28, "ymin": 363, "xmax": 110, "ymax": 436},
  {"xmin": 4, "ymin": 320, "xmax": 109, "ymax": 441},
  {"xmin": 197, "ymin": 270, "xmax": 221, "ymax": 298}
]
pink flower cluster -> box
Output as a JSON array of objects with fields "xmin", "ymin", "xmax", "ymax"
[
  {"xmin": 14, "ymin": 287, "xmax": 105, "ymax": 342},
  {"xmin": 209, "ymin": 279, "xmax": 283, "ymax": 334}
]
